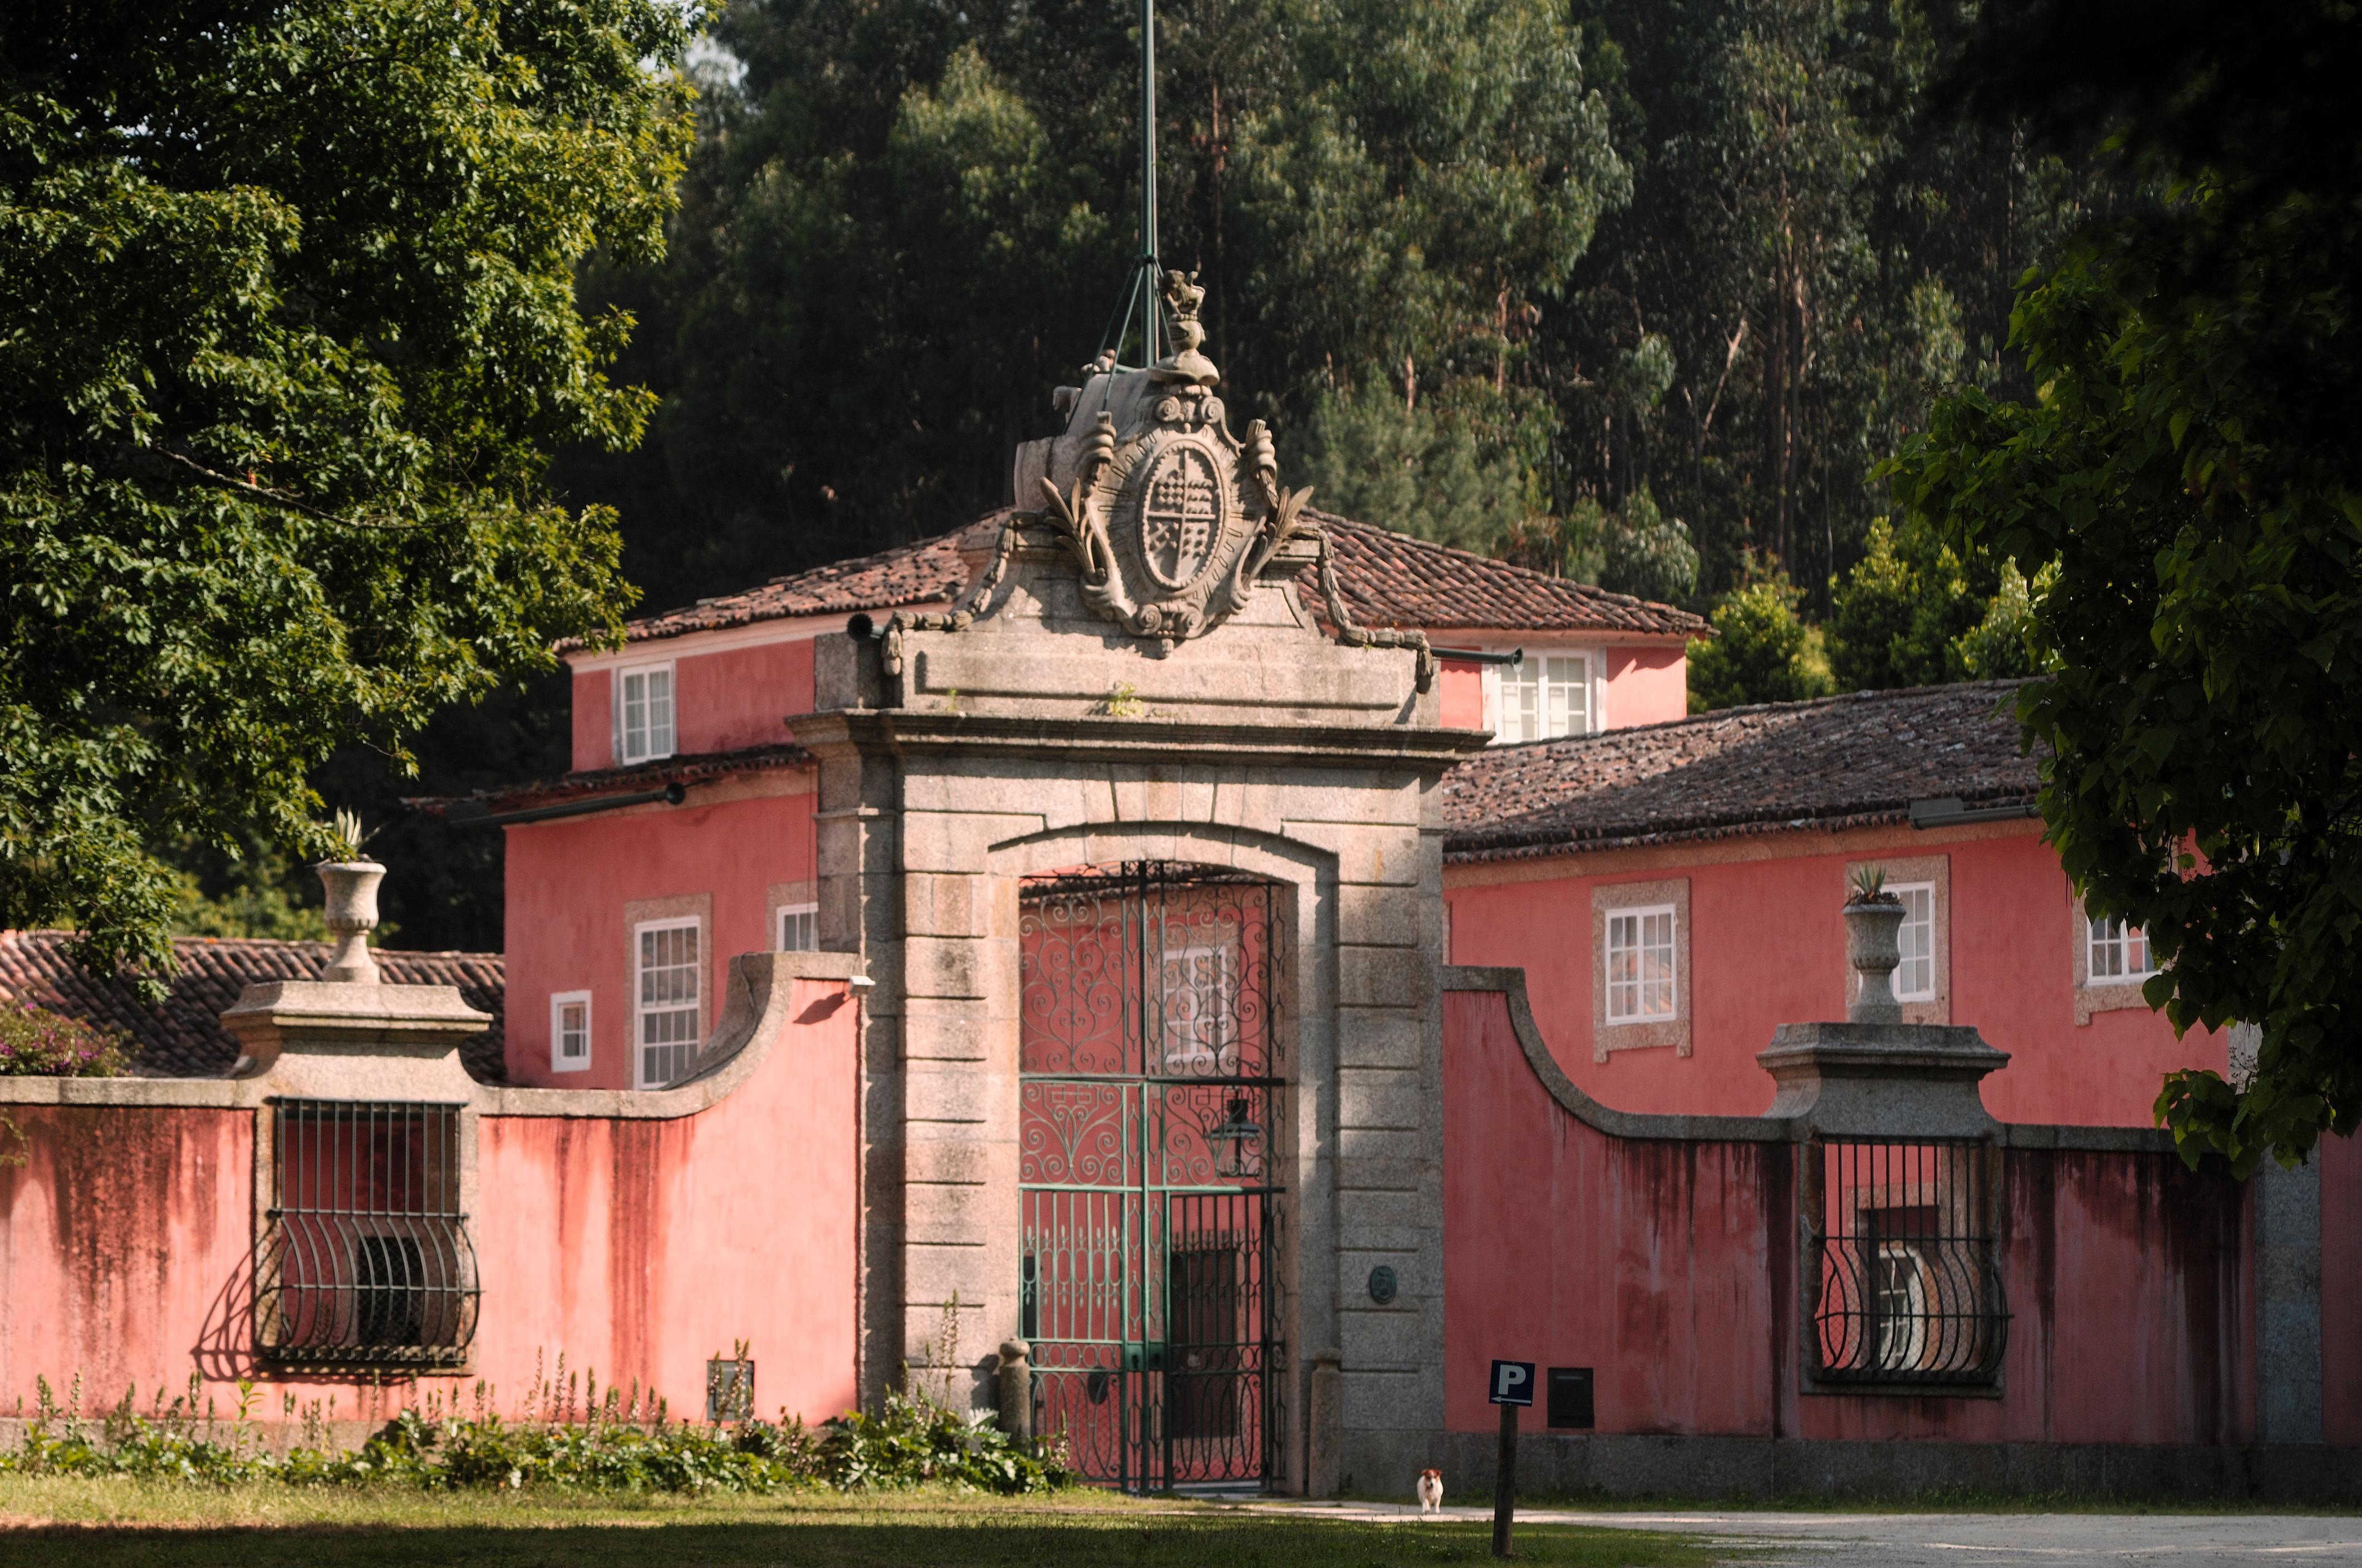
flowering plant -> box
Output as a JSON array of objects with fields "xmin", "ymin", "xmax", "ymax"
[{"xmin": 0, "ymin": 1001, "xmax": 130, "ymax": 1077}]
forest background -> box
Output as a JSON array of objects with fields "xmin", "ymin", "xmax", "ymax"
[{"xmin": 187, "ymin": 0, "xmax": 2118, "ymax": 952}]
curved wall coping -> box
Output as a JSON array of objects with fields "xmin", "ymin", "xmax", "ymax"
[
  {"xmin": 1443, "ymin": 964, "xmax": 2180, "ymax": 1155},
  {"xmin": 0, "ymin": 951, "xmax": 866, "ymax": 1122}
]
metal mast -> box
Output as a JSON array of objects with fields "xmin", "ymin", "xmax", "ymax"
[{"xmin": 1102, "ymin": 0, "xmax": 1163, "ymax": 368}]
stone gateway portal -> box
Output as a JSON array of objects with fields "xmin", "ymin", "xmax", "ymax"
[{"xmin": 1018, "ymin": 864, "xmax": 1286, "ymax": 1489}]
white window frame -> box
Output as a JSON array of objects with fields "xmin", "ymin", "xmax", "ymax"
[
  {"xmin": 1892, "ymin": 882, "xmax": 1938, "ymax": 1002},
  {"xmin": 2086, "ymin": 912, "xmax": 2159, "ymax": 982},
  {"xmin": 777, "ymin": 901, "xmax": 819, "ymax": 953},
  {"xmin": 615, "ymin": 661, "xmax": 677, "ymax": 765},
  {"xmin": 1487, "ymin": 651, "xmax": 1599, "ymax": 744},
  {"xmin": 633, "ymin": 916, "xmax": 703, "ymax": 1089},
  {"xmin": 549, "ymin": 990, "xmax": 593, "ymax": 1074},
  {"xmin": 1603, "ymin": 902, "xmax": 1679, "ymax": 1023}
]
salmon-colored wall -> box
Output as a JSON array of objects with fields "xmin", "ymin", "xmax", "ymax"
[
  {"xmin": 1438, "ymin": 660, "xmax": 1486, "ymax": 730},
  {"xmin": 1446, "ymin": 827, "xmax": 2225, "ymax": 1127},
  {"xmin": 676, "ymin": 639, "xmax": 814, "ymax": 755},
  {"xmin": 504, "ymin": 785, "xmax": 817, "ymax": 1088},
  {"xmin": 2326, "ymin": 1130, "xmax": 2362, "ymax": 1447},
  {"xmin": 570, "ymin": 636, "xmax": 820, "ymax": 773},
  {"xmin": 0, "ymin": 977, "xmax": 859, "ymax": 1432},
  {"xmin": 1443, "ymin": 987, "xmax": 2256, "ymax": 1444},
  {"xmin": 1605, "ymin": 645, "xmax": 1688, "ymax": 727},
  {"xmin": 573, "ymin": 667, "xmax": 613, "ymax": 771},
  {"xmin": 472, "ymin": 974, "xmax": 860, "ymax": 1427}
]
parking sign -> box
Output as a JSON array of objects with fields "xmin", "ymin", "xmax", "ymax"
[{"xmin": 1488, "ymin": 1359, "xmax": 1535, "ymax": 1407}]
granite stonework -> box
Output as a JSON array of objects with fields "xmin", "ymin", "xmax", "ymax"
[{"xmin": 795, "ymin": 450, "xmax": 1486, "ymax": 1489}]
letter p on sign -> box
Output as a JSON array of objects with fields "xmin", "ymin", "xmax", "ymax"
[{"xmin": 1488, "ymin": 1359, "xmax": 1535, "ymax": 1407}]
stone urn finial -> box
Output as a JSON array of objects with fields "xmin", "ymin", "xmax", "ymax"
[
  {"xmin": 316, "ymin": 837, "xmax": 386, "ymax": 986},
  {"xmin": 1844, "ymin": 865, "xmax": 1905, "ymax": 1024}
]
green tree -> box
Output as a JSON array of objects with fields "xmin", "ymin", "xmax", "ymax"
[
  {"xmin": 1889, "ymin": 0, "xmax": 2362, "ymax": 1169},
  {"xmin": 1825, "ymin": 513, "xmax": 2036, "ymax": 689},
  {"xmin": 0, "ymin": 0, "xmax": 698, "ymax": 982},
  {"xmin": 561, "ymin": 0, "xmax": 1629, "ymax": 603},
  {"xmin": 1687, "ymin": 564, "xmax": 1836, "ymax": 710}
]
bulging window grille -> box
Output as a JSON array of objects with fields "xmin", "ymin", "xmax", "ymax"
[
  {"xmin": 255, "ymin": 1100, "xmax": 479, "ymax": 1368},
  {"xmin": 1804, "ymin": 1138, "xmax": 2007, "ymax": 1386}
]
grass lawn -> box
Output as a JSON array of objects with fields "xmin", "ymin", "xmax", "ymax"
[{"xmin": 0, "ymin": 1479, "xmax": 1727, "ymax": 1567}]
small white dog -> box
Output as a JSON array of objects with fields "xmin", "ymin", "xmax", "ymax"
[{"xmin": 1415, "ymin": 1468, "xmax": 1445, "ymax": 1516}]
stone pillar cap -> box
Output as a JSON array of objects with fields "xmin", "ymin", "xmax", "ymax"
[{"xmin": 1757, "ymin": 1021, "xmax": 2010, "ymax": 1139}]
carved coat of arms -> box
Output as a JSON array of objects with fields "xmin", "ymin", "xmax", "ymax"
[{"xmin": 1034, "ymin": 271, "xmax": 1315, "ymax": 647}]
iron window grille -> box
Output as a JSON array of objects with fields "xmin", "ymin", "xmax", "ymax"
[
  {"xmin": 1802, "ymin": 1137, "xmax": 2007, "ymax": 1387},
  {"xmin": 255, "ymin": 1099, "xmax": 479, "ymax": 1369}
]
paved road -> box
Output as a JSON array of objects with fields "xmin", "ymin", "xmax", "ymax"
[{"xmin": 1254, "ymin": 1502, "xmax": 2362, "ymax": 1565}]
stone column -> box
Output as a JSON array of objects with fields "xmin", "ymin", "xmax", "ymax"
[{"xmin": 2255, "ymin": 1157, "xmax": 2324, "ymax": 1446}]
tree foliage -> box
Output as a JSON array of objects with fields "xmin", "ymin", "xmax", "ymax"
[
  {"xmin": 1686, "ymin": 564, "xmax": 1836, "ymax": 710},
  {"xmin": 0, "ymin": 0, "xmax": 699, "ymax": 980},
  {"xmin": 1888, "ymin": 0, "xmax": 2362, "ymax": 1169}
]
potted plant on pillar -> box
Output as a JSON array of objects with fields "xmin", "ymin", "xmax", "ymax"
[
  {"xmin": 316, "ymin": 808, "xmax": 385, "ymax": 985},
  {"xmin": 1844, "ymin": 864, "xmax": 1905, "ymax": 1024}
]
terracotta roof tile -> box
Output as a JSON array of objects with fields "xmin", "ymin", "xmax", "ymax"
[
  {"xmin": 0, "ymin": 933, "xmax": 506, "ymax": 1082},
  {"xmin": 1299, "ymin": 512, "xmax": 1709, "ymax": 638},
  {"xmin": 412, "ymin": 742, "xmax": 812, "ymax": 817},
  {"xmin": 1440, "ymin": 681, "xmax": 2041, "ymax": 861},
  {"xmin": 599, "ymin": 515, "xmax": 1008, "ymax": 646},
  {"xmin": 608, "ymin": 509, "xmax": 1706, "ymax": 648}
]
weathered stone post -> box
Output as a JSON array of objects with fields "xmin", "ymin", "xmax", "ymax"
[
  {"xmin": 1307, "ymin": 1347, "xmax": 1343, "ymax": 1498},
  {"xmin": 995, "ymin": 1339, "xmax": 1033, "ymax": 1442}
]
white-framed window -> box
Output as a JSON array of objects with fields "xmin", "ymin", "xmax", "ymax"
[
  {"xmin": 1893, "ymin": 882, "xmax": 1937, "ymax": 1002},
  {"xmin": 616, "ymin": 662, "xmax": 676, "ymax": 765},
  {"xmin": 1604, "ymin": 904, "xmax": 1678, "ymax": 1022},
  {"xmin": 549, "ymin": 991, "xmax": 592, "ymax": 1074},
  {"xmin": 777, "ymin": 902, "xmax": 818, "ymax": 952},
  {"xmin": 2088, "ymin": 913, "xmax": 2158, "ymax": 981},
  {"xmin": 1494, "ymin": 652, "xmax": 1592, "ymax": 743},
  {"xmin": 634, "ymin": 917, "xmax": 702, "ymax": 1088}
]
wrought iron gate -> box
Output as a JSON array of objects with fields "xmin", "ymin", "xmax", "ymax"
[{"xmin": 1018, "ymin": 863, "xmax": 1285, "ymax": 1491}]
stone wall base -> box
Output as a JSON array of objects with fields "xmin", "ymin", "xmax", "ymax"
[{"xmin": 1342, "ymin": 1429, "xmax": 2362, "ymax": 1505}]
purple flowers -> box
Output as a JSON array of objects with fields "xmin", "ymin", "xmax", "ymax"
[{"xmin": 0, "ymin": 1002, "xmax": 129, "ymax": 1077}]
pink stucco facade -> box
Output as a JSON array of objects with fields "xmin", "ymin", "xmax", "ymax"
[
  {"xmin": 0, "ymin": 971, "xmax": 860, "ymax": 1432},
  {"xmin": 1446, "ymin": 820, "xmax": 2225, "ymax": 1128},
  {"xmin": 503, "ymin": 781, "xmax": 817, "ymax": 1089}
]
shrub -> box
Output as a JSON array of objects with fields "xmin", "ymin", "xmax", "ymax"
[
  {"xmin": 0, "ymin": 1001, "xmax": 129, "ymax": 1076},
  {"xmin": 0, "ymin": 1375, "xmax": 1071, "ymax": 1495}
]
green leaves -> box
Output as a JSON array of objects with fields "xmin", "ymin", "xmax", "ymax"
[
  {"xmin": 0, "ymin": 0, "xmax": 697, "ymax": 985},
  {"xmin": 1889, "ymin": 168, "xmax": 2362, "ymax": 1172}
]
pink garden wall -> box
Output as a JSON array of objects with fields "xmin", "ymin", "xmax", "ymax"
[
  {"xmin": 1446, "ymin": 822, "xmax": 2226, "ymax": 1127},
  {"xmin": 0, "ymin": 969, "xmax": 861, "ymax": 1435},
  {"xmin": 1438, "ymin": 981, "xmax": 2333, "ymax": 1451}
]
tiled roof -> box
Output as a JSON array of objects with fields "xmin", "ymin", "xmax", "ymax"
[
  {"xmin": 599, "ymin": 515, "xmax": 1006, "ymax": 645},
  {"xmin": 1440, "ymin": 681, "xmax": 2041, "ymax": 862},
  {"xmin": 1300, "ymin": 512, "xmax": 1708, "ymax": 638},
  {"xmin": 413, "ymin": 742, "xmax": 812, "ymax": 817},
  {"xmin": 606, "ymin": 509, "xmax": 1705, "ymax": 647},
  {"xmin": 0, "ymin": 933, "xmax": 506, "ymax": 1082}
]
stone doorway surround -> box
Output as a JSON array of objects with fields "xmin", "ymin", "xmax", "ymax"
[{"xmin": 794, "ymin": 508, "xmax": 1485, "ymax": 1491}]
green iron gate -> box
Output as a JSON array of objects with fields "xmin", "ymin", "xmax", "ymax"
[{"xmin": 1018, "ymin": 863, "xmax": 1285, "ymax": 1491}]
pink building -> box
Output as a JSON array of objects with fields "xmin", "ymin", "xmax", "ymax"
[
  {"xmin": 481, "ymin": 508, "xmax": 1702, "ymax": 1095},
  {"xmin": 1439, "ymin": 681, "xmax": 2228, "ymax": 1128}
]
